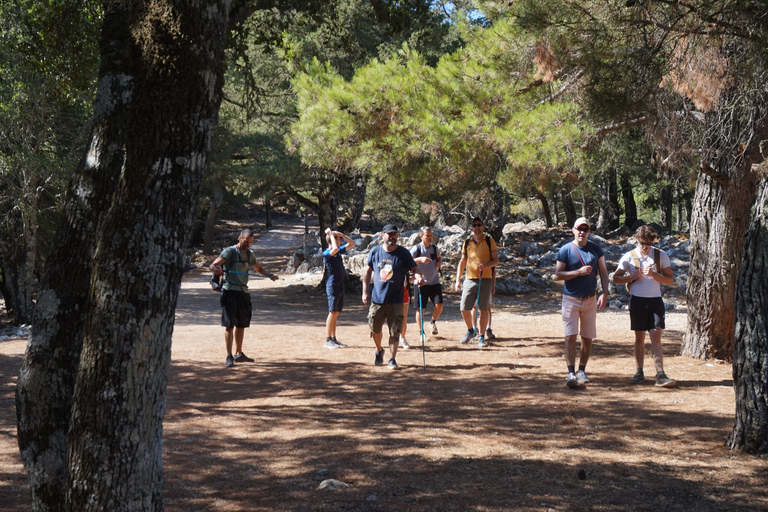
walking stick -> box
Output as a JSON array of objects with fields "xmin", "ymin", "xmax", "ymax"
[
  {"xmin": 419, "ymin": 288, "xmax": 426, "ymax": 369},
  {"xmin": 473, "ymin": 273, "xmax": 482, "ymax": 343}
]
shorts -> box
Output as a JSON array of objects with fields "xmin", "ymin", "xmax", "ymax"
[
  {"xmin": 629, "ymin": 296, "xmax": 665, "ymax": 331},
  {"xmin": 368, "ymin": 302, "xmax": 404, "ymax": 338},
  {"xmin": 460, "ymin": 278, "xmax": 492, "ymax": 311},
  {"xmin": 561, "ymin": 294, "xmax": 597, "ymax": 339},
  {"xmin": 327, "ymin": 291, "xmax": 345, "ymax": 313},
  {"xmin": 221, "ymin": 289, "xmax": 252, "ymax": 329},
  {"xmin": 414, "ymin": 283, "xmax": 443, "ymax": 307}
]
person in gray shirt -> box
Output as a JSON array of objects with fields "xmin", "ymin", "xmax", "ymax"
[{"xmin": 410, "ymin": 226, "xmax": 444, "ymax": 336}]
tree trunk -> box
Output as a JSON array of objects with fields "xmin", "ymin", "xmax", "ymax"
[
  {"xmin": 203, "ymin": 185, "xmax": 223, "ymax": 255},
  {"xmin": 620, "ymin": 175, "xmax": 638, "ymax": 227},
  {"xmin": 17, "ymin": 2, "xmax": 229, "ymax": 510},
  {"xmin": 560, "ymin": 184, "xmax": 577, "ymax": 228},
  {"xmin": 264, "ymin": 197, "xmax": 273, "ymax": 229},
  {"xmin": 660, "ymin": 184, "xmax": 673, "ymax": 229},
  {"xmin": 727, "ymin": 175, "xmax": 768, "ymax": 454},
  {"xmin": 682, "ymin": 166, "xmax": 757, "ymax": 360},
  {"xmin": 596, "ymin": 169, "xmax": 620, "ymax": 233},
  {"xmin": 536, "ymin": 191, "xmax": 553, "ymax": 227},
  {"xmin": 338, "ymin": 176, "xmax": 366, "ymax": 233}
]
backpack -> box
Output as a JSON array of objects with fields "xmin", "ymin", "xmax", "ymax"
[
  {"xmin": 626, "ymin": 247, "xmax": 661, "ymax": 294},
  {"xmin": 462, "ymin": 235, "xmax": 496, "ymax": 277},
  {"xmin": 210, "ymin": 245, "xmax": 238, "ymax": 292}
]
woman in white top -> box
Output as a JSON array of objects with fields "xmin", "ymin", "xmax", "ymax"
[{"xmin": 612, "ymin": 225, "xmax": 676, "ymax": 387}]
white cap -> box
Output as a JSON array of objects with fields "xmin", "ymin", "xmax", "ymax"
[{"xmin": 573, "ymin": 217, "xmax": 591, "ymax": 229}]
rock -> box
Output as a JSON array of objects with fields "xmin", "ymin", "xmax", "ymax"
[
  {"xmin": 318, "ymin": 479, "xmax": 349, "ymax": 491},
  {"xmin": 518, "ymin": 241, "xmax": 545, "ymax": 257},
  {"xmin": 296, "ymin": 261, "xmax": 311, "ymax": 274}
]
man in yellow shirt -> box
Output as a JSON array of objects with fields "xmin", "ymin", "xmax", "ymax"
[{"xmin": 454, "ymin": 218, "xmax": 499, "ymax": 348}]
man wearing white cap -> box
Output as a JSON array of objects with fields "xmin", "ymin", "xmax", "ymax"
[{"xmin": 554, "ymin": 217, "xmax": 609, "ymax": 388}]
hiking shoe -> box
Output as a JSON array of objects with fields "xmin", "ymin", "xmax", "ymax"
[
  {"xmin": 459, "ymin": 330, "xmax": 473, "ymax": 344},
  {"xmin": 233, "ymin": 352, "xmax": 254, "ymax": 363},
  {"xmin": 374, "ymin": 349, "xmax": 384, "ymax": 366},
  {"xmin": 477, "ymin": 335, "xmax": 487, "ymax": 348},
  {"xmin": 485, "ymin": 328, "xmax": 496, "ymax": 340},
  {"xmin": 332, "ymin": 338, "xmax": 347, "ymax": 348},
  {"xmin": 576, "ymin": 370, "xmax": 590, "ymax": 384},
  {"xmin": 400, "ymin": 337, "xmax": 411, "ymax": 349},
  {"xmin": 630, "ymin": 370, "xmax": 645, "ymax": 385},
  {"xmin": 325, "ymin": 339, "xmax": 340, "ymax": 349},
  {"xmin": 225, "ymin": 355, "xmax": 234, "ymax": 368},
  {"xmin": 430, "ymin": 320, "xmax": 438, "ymax": 335},
  {"xmin": 388, "ymin": 358, "xmax": 399, "ymax": 370},
  {"xmin": 655, "ymin": 372, "xmax": 676, "ymax": 388},
  {"xmin": 566, "ymin": 372, "xmax": 578, "ymax": 388}
]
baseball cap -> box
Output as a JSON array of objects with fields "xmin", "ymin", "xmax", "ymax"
[
  {"xmin": 381, "ymin": 224, "xmax": 398, "ymax": 234},
  {"xmin": 573, "ymin": 217, "xmax": 591, "ymax": 229}
]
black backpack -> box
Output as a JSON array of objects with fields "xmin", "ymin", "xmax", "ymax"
[{"xmin": 210, "ymin": 245, "xmax": 238, "ymax": 292}]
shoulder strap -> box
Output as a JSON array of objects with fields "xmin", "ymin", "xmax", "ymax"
[
  {"xmin": 653, "ymin": 247, "xmax": 660, "ymax": 269},
  {"xmin": 462, "ymin": 238, "xmax": 470, "ymax": 255},
  {"xmin": 630, "ymin": 248, "xmax": 641, "ymax": 269}
]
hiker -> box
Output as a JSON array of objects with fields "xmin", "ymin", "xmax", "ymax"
[
  {"xmin": 612, "ymin": 225, "xmax": 676, "ymax": 387},
  {"xmin": 454, "ymin": 217, "xmax": 499, "ymax": 348},
  {"xmin": 554, "ymin": 217, "xmax": 609, "ymax": 388},
  {"xmin": 411, "ymin": 226, "xmax": 444, "ymax": 337},
  {"xmin": 210, "ymin": 228, "xmax": 279, "ymax": 367},
  {"xmin": 362, "ymin": 224, "xmax": 423, "ymax": 369},
  {"xmin": 322, "ymin": 228, "xmax": 356, "ymax": 348}
]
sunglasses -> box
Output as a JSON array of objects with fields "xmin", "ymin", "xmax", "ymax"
[
  {"xmin": 576, "ymin": 226, "xmax": 590, "ymax": 232},
  {"xmin": 472, "ymin": 223, "xmax": 483, "ymax": 227}
]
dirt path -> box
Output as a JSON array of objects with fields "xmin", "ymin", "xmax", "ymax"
[{"xmin": 2, "ymin": 217, "xmax": 767, "ymax": 511}]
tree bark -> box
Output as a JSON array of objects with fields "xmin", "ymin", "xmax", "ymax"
[
  {"xmin": 17, "ymin": 2, "xmax": 229, "ymax": 510},
  {"xmin": 682, "ymin": 164, "xmax": 757, "ymax": 360},
  {"xmin": 620, "ymin": 175, "xmax": 637, "ymax": 227},
  {"xmin": 596, "ymin": 169, "xmax": 620, "ymax": 233},
  {"xmin": 203, "ymin": 185, "xmax": 223, "ymax": 255},
  {"xmin": 660, "ymin": 183, "xmax": 673, "ymax": 229},
  {"xmin": 536, "ymin": 191, "xmax": 553, "ymax": 227},
  {"xmin": 560, "ymin": 184, "xmax": 577, "ymax": 228},
  {"xmin": 727, "ymin": 175, "xmax": 768, "ymax": 453}
]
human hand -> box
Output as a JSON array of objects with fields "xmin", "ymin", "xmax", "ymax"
[
  {"xmin": 454, "ymin": 281, "xmax": 462, "ymax": 293},
  {"xmin": 211, "ymin": 265, "xmax": 223, "ymax": 276},
  {"xmin": 362, "ymin": 291, "xmax": 371, "ymax": 306},
  {"xmin": 580, "ymin": 265, "xmax": 593, "ymax": 276}
]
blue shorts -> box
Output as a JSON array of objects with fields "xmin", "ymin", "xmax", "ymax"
[{"xmin": 328, "ymin": 291, "xmax": 345, "ymax": 313}]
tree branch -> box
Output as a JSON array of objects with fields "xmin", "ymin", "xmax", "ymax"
[
  {"xmin": 579, "ymin": 116, "xmax": 648, "ymax": 150},
  {"xmin": 700, "ymin": 160, "xmax": 730, "ymax": 186}
]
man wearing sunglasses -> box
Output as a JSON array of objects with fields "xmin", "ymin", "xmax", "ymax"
[
  {"xmin": 554, "ymin": 217, "xmax": 609, "ymax": 388},
  {"xmin": 612, "ymin": 225, "xmax": 676, "ymax": 387}
]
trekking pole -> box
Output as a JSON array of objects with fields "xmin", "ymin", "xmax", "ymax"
[
  {"xmin": 227, "ymin": 270, "xmax": 279, "ymax": 279},
  {"xmin": 473, "ymin": 274, "xmax": 482, "ymax": 343},
  {"xmin": 419, "ymin": 289, "xmax": 426, "ymax": 369}
]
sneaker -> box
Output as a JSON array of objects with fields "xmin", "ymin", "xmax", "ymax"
[
  {"xmin": 225, "ymin": 355, "xmax": 234, "ymax": 367},
  {"xmin": 630, "ymin": 370, "xmax": 645, "ymax": 385},
  {"xmin": 325, "ymin": 339, "xmax": 339, "ymax": 349},
  {"xmin": 430, "ymin": 320, "xmax": 438, "ymax": 335},
  {"xmin": 566, "ymin": 372, "xmax": 578, "ymax": 388},
  {"xmin": 332, "ymin": 337, "xmax": 347, "ymax": 348},
  {"xmin": 655, "ymin": 372, "xmax": 676, "ymax": 388},
  {"xmin": 477, "ymin": 335, "xmax": 487, "ymax": 348},
  {"xmin": 576, "ymin": 370, "xmax": 591, "ymax": 384},
  {"xmin": 374, "ymin": 349, "xmax": 384, "ymax": 366},
  {"xmin": 233, "ymin": 352, "xmax": 254, "ymax": 363},
  {"xmin": 485, "ymin": 328, "xmax": 496, "ymax": 340},
  {"xmin": 388, "ymin": 358, "xmax": 399, "ymax": 370},
  {"xmin": 459, "ymin": 330, "xmax": 473, "ymax": 344},
  {"xmin": 399, "ymin": 337, "xmax": 411, "ymax": 349}
]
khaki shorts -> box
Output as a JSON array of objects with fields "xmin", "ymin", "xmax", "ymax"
[
  {"xmin": 460, "ymin": 278, "xmax": 492, "ymax": 311},
  {"xmin": 561, "ymin": 294, "xmax": 597, "ymax": 339},
  {"xmin": 368, "ymin": 302, "xmax": 404, "ymax": 337}
]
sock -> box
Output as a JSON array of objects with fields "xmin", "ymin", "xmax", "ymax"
[
  {"xmin": 637, "ymin": 367, "xmax": 644, "ymax": 373},
  {"xmin": 326, "ymin": 337, "xmax": 333, "ymax": 342},
  {"xmin": 568, "ymin": 365, "xmax": 575, "ymax": 374},
  {"xmin": 578, "ymin": 365, "xmax": 586, "ymax": 372}
]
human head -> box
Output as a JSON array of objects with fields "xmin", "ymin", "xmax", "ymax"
[
  {"xmin": 571, "ymin": 217, "xmax": 590, "ymax": 243},
  {"xmin": 419, "ymin": 226, "xmax": 433, "ymax": 245},
  {"xmin": 381, "ymin": 224, "xmax": 399, "ymax": 245},
  {"xmin": 634, "ymin": 225, "xmax": 658, "ymax": 246},
  {"xmin": 238, "ymin": 228, "xmax": 254, "ymax": 249},
  {"xmin": 470, "ymin": 217, "xmax": 484, "ymax": 230},
  {"xmin": 325, "ymin": 232, "xmax": 340, "ymax": 246}
]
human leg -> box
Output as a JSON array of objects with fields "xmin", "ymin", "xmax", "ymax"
[
  {"xmin": 634, "ymin": 330, "xmax": 647, "ymax": 369},
  {"xmin": 400, "ymin": 302, "xmax": 410, "ymax": 348},
  {"xmin": 326, "ymin": 311, "xmax": 338, "ymax": 339}
]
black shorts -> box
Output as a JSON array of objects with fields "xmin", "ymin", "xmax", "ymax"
[
  {"xmin": 221, "ymin": 289, "xmax": 252, "ymax": 329},
  {"xmin": 414, "ymin": 283, "xmax": 443, "ymax": 307},
  {"xmin": 327, "ymin": 291, "xmax": 345, "ymax": 313},
  {"xmin": 629, "ymin": 296, "xmax": 665, "ymax": 332}
]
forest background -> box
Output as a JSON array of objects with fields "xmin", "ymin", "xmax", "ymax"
[{"xmin": 1, "ymin": 1, "xmax": 767, "ymax": 510}]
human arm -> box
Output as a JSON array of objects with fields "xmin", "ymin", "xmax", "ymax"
[
  {"xmin": 477, "ymin": 249, "xmax": 499, "ymax": 274},
  {"xmin": 612, "ymin": 266, "xmax": 641, "ymax": 285},
  {"xmin": 554, "ymin": 260, "xmax": 593, "ymax": 281},
  {"xmin": 454, "ymin": 253, "xmax": 467, "ymax": 292},
  {"xmin": 645, "ymin": 263, "xmax": 674, "ymax": 285},
  {"xmin": 252, "ymin": 262, "xmax": 279, "ymax": 281},
  {"xmin": 596, "ymin": 256, "xmax": 609, "ymax": 310},
  {"xmin": 362, "ymin": 266, "xmax": 373, "ymax": 305},
  {"xmin": 209, "ymin": 254, "xmax": 226, "ymax": 276}
]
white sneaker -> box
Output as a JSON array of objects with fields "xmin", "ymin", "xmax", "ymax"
[
  {"xmin": 399, "ymin": 337, "xmax": 410, "ymax": 349},
  {"xmin": 430, "ymin": 320, "xmax": 438, "ymax": 335}
]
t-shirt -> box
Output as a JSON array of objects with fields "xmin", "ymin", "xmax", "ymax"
[
  {"xmin": 323, "ymin": 245, "xmax": 348, "ymax": 295},
  {"xmin": 617, "ymin": 247, "xmax": 671, "ymax": 298},
  {"xmin": 366, "ymin": 245, "xmax": 417, "ymax": 304},
  {"xmin": 410, "ymin": 243, "xmax": 441, "ymax": 286},
  {"xmin": 462, "ymin": 236, "xmax": 497, "ymax": 279},
  {"xmin": 220, "ymin": 246, "xmax": 259, "ymax": 292},
  {"xmin": 556, "ymin": 241, "xmax": 604, "ymax": 298}
]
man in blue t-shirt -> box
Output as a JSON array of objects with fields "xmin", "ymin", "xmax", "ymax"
[
  {"xmin": 362, "ymin": 224, "xmax": 423, "ymax": 369},
  {"xmin": 554, "ymin": 217, "xmax": 609, "ymax": 388},
  {"xmin": 322, "ymin": 228, "xmax": 356, "ymax": 349}
]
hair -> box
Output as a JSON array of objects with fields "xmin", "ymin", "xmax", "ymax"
[
  {"xmin": 471, "ymin": 217, "xmax": 483, "ymax": 225},
  {"xmin": 325, "ymin": 233, "xmax": 340, "ymax": 246},
  {"xmin": 419, "ymin": 226, "xmax": 432, "ymax": 235},
  {"xmin": 635, "ymin": 225, "xmax": 658, "ymax": 242},
  {"xmin": 239, "ymin": 228, "xmax": 254, "ymax": 239}
]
